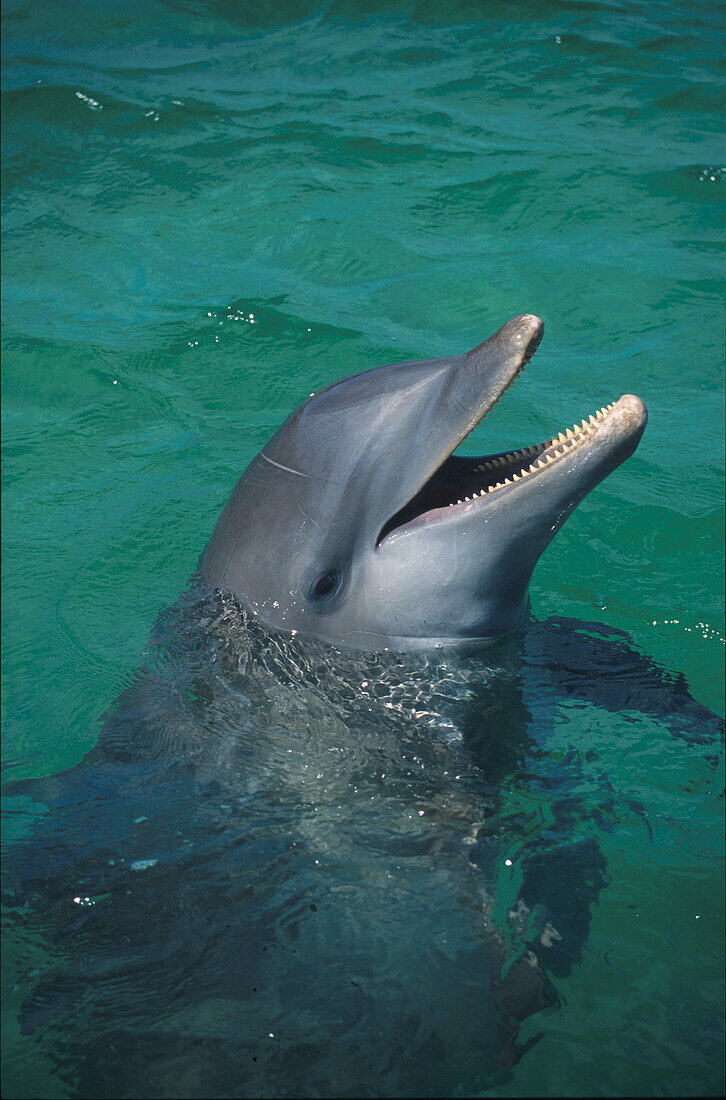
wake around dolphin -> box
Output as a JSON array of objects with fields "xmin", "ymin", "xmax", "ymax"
[{"xmin": 201, "ymin": 315, "xmax": 647, "ymax": 649}]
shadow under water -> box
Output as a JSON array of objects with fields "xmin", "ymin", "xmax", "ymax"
[{"xmin": 3, "ymin": 582, "xmax": 723, "ymax": 1098}]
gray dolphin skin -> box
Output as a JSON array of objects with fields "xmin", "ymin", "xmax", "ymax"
[{"xmin": 201, "ymin": 315, "xmax": 647, "ymax": 648}]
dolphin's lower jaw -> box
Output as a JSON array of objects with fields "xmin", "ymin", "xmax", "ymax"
[
  {"xmin": 363, "ymin": 391, "xmax": 647, "ymax": 646},
  {"xmin": 200, "ymin": 315, "xmax": 647, "ymax": 649},
  {"xmin": 377, "ymin": 393, "xmax": 648, "ymax": 547}
]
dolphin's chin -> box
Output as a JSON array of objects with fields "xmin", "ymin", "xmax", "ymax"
[{"xmin": 377, "ymin": 393, "xmax": 647, "ymax": 546}]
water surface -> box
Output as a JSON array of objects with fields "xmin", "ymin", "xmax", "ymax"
[{"xmin": 2, "ymin": 1, "xmax": 724, "ymax": 1097}]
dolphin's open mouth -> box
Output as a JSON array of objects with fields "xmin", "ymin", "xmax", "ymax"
[{"xmin": 377, "ymin": 339, "xmax": 646, "ymax": 549}]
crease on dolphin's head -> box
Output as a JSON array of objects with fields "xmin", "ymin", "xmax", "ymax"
[{"xmin": 200, "ymin": 315, "xmax": 647, "ymax": 649}]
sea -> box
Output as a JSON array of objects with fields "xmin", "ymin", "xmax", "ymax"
[{"xmin": 2, "ymin": 1, "xmax": 724, "ymax": 1097}]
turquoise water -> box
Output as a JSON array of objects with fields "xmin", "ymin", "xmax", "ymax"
[{"xmin": 2, "ymin": 1, "xmax": 724, "ymax": 1096}]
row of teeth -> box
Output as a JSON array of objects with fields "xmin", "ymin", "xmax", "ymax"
[{"xmin": 450, "ymin": 404, "xmax": 615, "ymax": 505}]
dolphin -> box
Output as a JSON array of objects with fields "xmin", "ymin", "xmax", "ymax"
[
  {"xmin": 201, "ymin": 315, "xmax": 647, "ymax": 649},
  {"xmin": 4, "ymin": 313, "xmax": 723, "ymax": 1097}
]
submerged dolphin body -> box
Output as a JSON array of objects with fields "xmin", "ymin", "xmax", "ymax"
[
  {"xmin": 201, "ymin": 315, "xmax": 647, "ymax": 648},
  {"xmin": 6, "ymin": 316, "xmax": 722, "ymax": 1097}
]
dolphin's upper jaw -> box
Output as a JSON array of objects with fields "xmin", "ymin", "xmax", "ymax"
[
  {"xmin": 372, "ymin": 314, "xmax": 545, "ymax": 543},
  {"xmin": 377, "ymin": 381, "xmax": 647, "ymax": 547}
]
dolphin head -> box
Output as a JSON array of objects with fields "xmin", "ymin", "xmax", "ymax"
[{"xmin": 200, "ymin": 315, "xmax": 647, "ymax": 648}]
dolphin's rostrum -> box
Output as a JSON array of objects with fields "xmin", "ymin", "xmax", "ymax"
[{"xmin": 201, "ymin": 315, "xmax": 647, "ymax": 648}]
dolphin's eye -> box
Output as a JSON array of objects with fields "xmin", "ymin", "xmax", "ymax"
[{"xmin": 311, "ymin": 571, "xmax": 341, "ymax": 600}]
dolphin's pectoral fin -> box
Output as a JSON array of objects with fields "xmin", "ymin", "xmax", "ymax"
[
  {"xmin": 2, "ymin": 760, "xmax": 91, "ymax": 806},
  {"xmin": 516, "ymin": 838, "xmax": 609, "ymax": 979},
  {"xmin": 534, "ymin": 617, "xmax": 725, "ymax": 748},
  {"xmin": 497, "ymin": 1026, "xmax": 546, "ymax": 1069},
  {"xmin": 491, "ymin": 949, "xmax": 558, "ymax": 1068}
]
